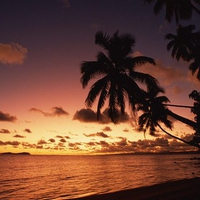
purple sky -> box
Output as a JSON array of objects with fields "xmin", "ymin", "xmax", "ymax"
[{"xmin": 0, "ymin": 0, "xmax": 199, "ymax": 154}]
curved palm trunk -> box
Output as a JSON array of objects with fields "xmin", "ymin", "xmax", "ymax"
[
  {"xmin": 166, "ymin": 110, "xmax": 196, "ymax": 129},
  {"xmin": 164, "ymin": 103, "xmax": 193, "ymax": 109},
  {"xmin": 157, "ymin": 123, "xmax": 200, "ymax": 148},
  {"xmin": 191, "ymin": 4, "xmax": 200, "ymax": 15}
]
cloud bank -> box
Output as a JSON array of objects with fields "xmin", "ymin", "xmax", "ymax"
[{"xmin": 73, "ymin": 108, "xmax": 130, "ymax": 124}]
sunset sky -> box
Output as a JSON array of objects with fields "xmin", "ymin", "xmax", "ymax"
[{"xmin": 0, "ymin": 0, "xmax": 200, "ymax": 155}]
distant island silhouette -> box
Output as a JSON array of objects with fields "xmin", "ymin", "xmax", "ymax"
[{"xmin": 0, "ymin": 152, "xmax": 31, "ymax": 155}]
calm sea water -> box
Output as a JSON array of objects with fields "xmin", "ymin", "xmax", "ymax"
[{"xmin": 0, "ymin": 154, "xmax": 200, "ymax": 199}]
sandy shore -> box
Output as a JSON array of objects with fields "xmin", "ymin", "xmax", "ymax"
[{"xmin": 73, "ymin": 177, "xmax": 200, "ymax": 200}]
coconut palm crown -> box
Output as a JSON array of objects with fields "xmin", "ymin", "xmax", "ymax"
[
  {"xmin": 137, "ymin": 86, "xmax": 172, "ymax": 136},
  {"xmin": 144, "ymin": 0, "xmax": 200, "ymax": 24},
  {"xmin": 80, "ymin": 31, "xmax": 159, "ymax": 123},
  {"xmin": 165, "ymin": 24, "xmax": 200, "ymax": 79}
]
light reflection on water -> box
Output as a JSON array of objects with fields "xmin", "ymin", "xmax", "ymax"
[{"xmin": 0, "ymin": 154, "xmax": 200, "ymax": 199}]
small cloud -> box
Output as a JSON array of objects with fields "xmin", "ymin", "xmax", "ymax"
[
  {"xmin": 29, "ymin": 108, "xmax": 48, "ymax": 116},
  {"xmin": 56, "ymin": 135, "xmax": 63, "ymax": 138},
  {"xmin": 30, "ymin": 107, "xmax": 68, "ymax": 117},
  {"xmin": 123, "ymin": 128, "xmax": 129, "ymax": 132},
  {"xmin": 96, "ymin": 140, "xmax": 110, "ymax": 147},
  {"xmin": 68, "ymin": 142, "xmax": 82, "ymax": 150},
  {"xmin": 37, "ymin": 139, "xmax": 47, "ymax": 145},
  {"xmin": 60, "ymin": 138, "xmax": 66, "ymax": 143},
  {"xmin": 0, "ymin": 111, "xmax": 17, "ymax": 122},
  {"xmin": 22, "ymin": 142, "xmax": 36, "ymax": 148},
  {"xmin": 73, "ymin": 108, "xmax": 98, "ymax": 122},
  {"xmin": 36, "ymin": 145, "xmax": 43, "ymax": 149},
  {"xmin": 49, "ymin": 138, "xmax": 55, "ymax": 143},
  {"xmin": 84, "ymin": 132, "xmax": 109, "ymax": 138},
  {"xmin": 0, "ymin": 129, "xmax": 11, "ymax": 134},
  {"xmin": 96, "ymin": 132, "xmax": 109, "ymax": 138},
  {"xmin": 52, "ymin": 107, "xmax": 69, "ymax": 116},
  {"xmin": 58, "ymin": 142, "xmax": 66, "ymax": 148},
  {"xmin": 0, "ymin": 43, "xmax": 27, "ymax": 65},
  {"xmin": 13, "ymin": 134, "xmax": 25, "ymax": 138},
  {"xmin": 116, "ymin": 138, "xmax": 128, "ymax": 146},
  {"xmin": 24, "ymin": 128, "xmax": 32, "ymax": 133},
  {"xmin": 102, "ymin": 126, "xmax": 112, "ymax": 132}
]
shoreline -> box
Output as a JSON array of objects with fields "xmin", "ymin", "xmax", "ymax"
[{"xmin": 73, "ymin": 177, "xmax": 200, "ymax": 200}]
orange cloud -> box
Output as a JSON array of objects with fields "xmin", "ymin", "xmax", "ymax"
[
  {"xmin": 84, "ymin": 132, "xmax": 110, "ymax": 138},
  {"xmin": 0, "ymin": 111, "xmax": 17, "ymax": 122},
  {"xmin": 30, "ymin": 107, "xmax": 69, "ymax": 117},
  {"xmin": 24, "ymin": 128, "xmax": 32, "ymax": 133},
  {"xmin": 102, "ymin": 126, "xmax": 112, "ymax": 132},
  {"xmin": 0, "ymin": 129, "xmax": 11, "ymax": 134},
  {"xmin": 0, "ymin": 140, "xmax": 20, "ymax": 147},
  {"xmin": 0, "ymin": 43, "xmax": 27, "ymax": 65},
  {"xmin": 138, "ymin": 60, "xmax": 184, "ymax": 86},
  {"xmin": 37, "ymin": 139, "xmax": 47, "ymax": 145},
  {"xmin": 13, "ymin": 134, "xmax": 25, "ymax": 138},
  {"xmin": 49, "ymin": 138, "xmax": 55, "ymax": 143},
  {"xmin": 73, "ymin": 108, "xmax": 130, "ymax": 124}
]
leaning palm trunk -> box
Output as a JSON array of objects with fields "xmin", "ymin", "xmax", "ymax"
[
  {"xmin": 166, "ymin": 110, "xmax": 196, "ymax": 129},
  {"xmin": 191, "ymin": 4, "xmax": 200, "ymax": 15},
  {"xmin": 156, "ymin": 123, "xmax": 200, "ymax": 148},
  {"xmin": 164, "ymin": 103, "xmax": 193, "ymax": 109}
]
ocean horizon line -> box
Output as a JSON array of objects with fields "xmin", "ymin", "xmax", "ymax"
[{"xmin": 1, "ymin": 150, "xmax": 199, "ymax": 156}]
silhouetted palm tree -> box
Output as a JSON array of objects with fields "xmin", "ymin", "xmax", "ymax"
[
  {"xmin": 80, "ymin": 31, "xmax": 159, "ymax": 123},
  {"xmin": 165, "ymin": 25, "xmax": 199, "ymax": 61},
  {"xmin": 138, "ymin": 87, "xmax": 200, "ymax": 147},
  {"xmin": 165, "ymin": 25, "xmax": 200, "ymax": 79},
  {"xmin": 138, "ymin": 87, "xmax": 172, "ymax": 136},
  {"xmin": 144, "ymin": 0, "xmax": 200, "ymax": 24}
]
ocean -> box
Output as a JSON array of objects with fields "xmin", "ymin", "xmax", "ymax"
[{"xmin": 0, "ymin": 153, "xmax": 200, "ymax": 199}]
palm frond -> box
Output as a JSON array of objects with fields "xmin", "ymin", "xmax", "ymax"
[
  {"xmin": 95, "ymin": 31, "xmax": 110, "ymax": 51},
  {"xmin": 132, "ymin": 56, "xmax": 156, "ymax": 67},
  {"xmin": 80, "ymin": 61, "xmax": 107, "ymax": 88},
  {"xmin": 97, "ymin": 83, "xmax": 110, "ymax": 120},
  {"xmin": 85, "ymin": 76, "xmax": 109, "ymax": 107},
  {"xmin": 131, "ymin": 71, "xmax": 159, "ymax": 90},
  {"xmin": 116, "ymin": 86, "xmax": 125, "ymax": 114}
]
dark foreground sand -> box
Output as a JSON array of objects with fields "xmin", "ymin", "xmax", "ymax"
[{"xmin": 73, "ymin": 177, "xmax": 200, "ymax": 200}]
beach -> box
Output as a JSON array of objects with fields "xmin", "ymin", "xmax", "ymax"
[{"xmin": 73, "ymin": 178, "xmax": 200, "ymax": 200}]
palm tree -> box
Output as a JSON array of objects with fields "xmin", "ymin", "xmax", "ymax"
[
  {"xmin": 138, "ymin": 87, "xmax": 200, "ymax": 148},
  {"xmin": 80, "ymin": 31, "xmax": 159, "ymax": 123},
  {"xmin": 138, "ymin": 86, "xmax": 172, "ymax": 136},
  {"xmin": 165, "ymin": 24, "xmax": 200, "ymax": 80},
  {"xmin": 144, "ymin": 0, "xmax": 200, "ymax": 24},
  {"xmin": 165, "ymin": 25, "xmax": 199, "ymax": 61}
]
